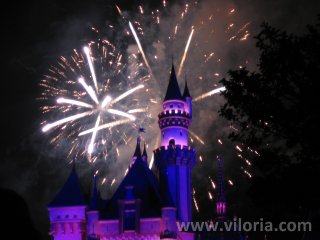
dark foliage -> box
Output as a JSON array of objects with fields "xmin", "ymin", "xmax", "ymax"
[{"xmin": 219, "ymin": 17, "xmax": 320, "ymax": 229}]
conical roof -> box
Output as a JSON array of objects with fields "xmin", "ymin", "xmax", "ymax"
[
  {"xmin": 164, "ymin": 64, "xmax": 182, "ymax": 101},
  {"xmin": 49, "ymin": 165, "xmax": 86, "ymax": 207}
]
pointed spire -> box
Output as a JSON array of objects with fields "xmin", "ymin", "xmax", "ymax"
[
  {"xmin": 183, "ymin": 78, "xmax": 191, "ymax": 99},
  {"xmin": 49, "ymin": 163, "xmax": 86, "ymax": 207},
  {"xmin": 216, "ymin": 157, "xmax": 227, "ymax": 218},
  {"xmin": 133, "ymin": 136, "xmax": 141, "ymax": 158},
  {"xmin": 142, "ymin": 143, "xmax": 148, "ymax": 160},
  {"xmin": 89, "ymin": 175, "xmax": 99, "ymax": 211},
  {"xmin": 164, "ymin": 64, "xmax": 182, "ymax": 101}
]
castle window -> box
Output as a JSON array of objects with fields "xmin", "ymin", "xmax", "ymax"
[
  {"xmin": 65, "ymin": 214, "xmax": 69, "ymax": 219},
  {"xmin": 180, "ymin": 131, "xmax": 182, "ymax": 136},
  {"xmin": 170, "ymin": 105, "xmax": 173, "ymax": 108},
  {"xmin": 57, "ymin": 215, "xmax": 60, "ymax": 219},
  {"xmin": 124, "ymin": 206, "xmax": 136, "ymax": 231},
  {"xmin": 73, "ymin": 214, "xmax": 77, "ymax": 218}
]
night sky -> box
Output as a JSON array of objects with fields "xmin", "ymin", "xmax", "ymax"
[{"xmin": 1, "ymin": 0, "xmax": 320, "ymax": 239}]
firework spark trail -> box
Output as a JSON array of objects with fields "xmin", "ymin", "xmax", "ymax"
[
  {"xmin": 78, "ymin": 119, "xmax": 133, "ymax": 136},
  {"xmin": 78, "ymin": 77, "xmax": 99, "ymax": 104},
  {"xmin": 129, "ymin": 21, "xmax": 154, "ymax": 77},
  {"xmin": 83, "ymin": 46, "xmax": 98, "ymax": 92},
  {"xmin": 107, "ymin": 109, "xmax": 136, "ymax": 121},
  {"xmin": 149, "ymin": 134, "xmax": 161, "ymax": 169},
  {"xmin": 127, "ymin": 108, "xmax": 147, "ymax": 113},
  {"xmin": 88, "ymin": 114, "xmax": 101, "ymax": 155},
  {"xmin": 42, "ymin": 111, "xmax": 92, "ymax": 132},
  {"xmin": 109, "ymin": 84, "xmax": 144, "ymax": 105},
  {"xmin": 194, "ymin": 86, "xmax": 226, "ymax": 102},
  {"xmin": 189, "ymin": 130, "xmax": 205, "ymax": 145},
  {"xmin": 178, "ymin": 28, "xmax": 194, "ymax": 77},
  {"xmin": 57, "ymin": 98, "xmax": 93, "ymax": 109}
]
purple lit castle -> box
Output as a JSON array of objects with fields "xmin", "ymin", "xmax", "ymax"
[{"xmin": 47, "ymin": 65, "xmax": 239, "ymax": 240}]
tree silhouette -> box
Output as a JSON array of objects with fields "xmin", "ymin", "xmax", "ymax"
[{"xmin": 219, "ymin": 17, "xmax": 320, "ymax": 230}]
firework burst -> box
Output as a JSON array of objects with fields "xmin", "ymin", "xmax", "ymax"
[{"xmin": 40, "ymin": 40, "xmax": 151, "ymax": 161}]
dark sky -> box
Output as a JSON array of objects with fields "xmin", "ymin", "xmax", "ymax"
[{"xmin": 1, "ymin": 0, "xmax": 319, "ymax": 238}]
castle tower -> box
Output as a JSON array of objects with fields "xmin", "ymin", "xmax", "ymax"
[
  {"xmin": 48, "ymin": 162, "xmax": 87, "ymax": 240},
  {"xmin": 154, "ymin": 64, "xmax": 196, "ymax": 223},
  {"xmin": 216, "ymin": 157, "xmax": 227, "ymax": 219}
]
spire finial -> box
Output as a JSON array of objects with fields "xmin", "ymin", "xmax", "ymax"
[
  {"xmin": 133, "ymin": 127, "xmax": 144, "ymax": 158},
  {"xmin": 216, "ymin": 156, "xmax": 227, "ymax": 218},
  {"xmin": 142, "ymin": 142, "xmax": 148, "ymax": 162}
]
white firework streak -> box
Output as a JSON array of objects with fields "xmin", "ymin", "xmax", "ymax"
[
  {"xmin": 83, "ymin": 46, "xmax": 98, "ymax": 92},
  {"xmin": 79, "ymin": 119, "xmax": 133, "ymax": 136},
  {"xmin": 178, "ymin": 28, "xmax": 194, "ymax": 77},
  {"xmin": 194, "ymin": 87, "xmax": 226, "ymax": 102}
]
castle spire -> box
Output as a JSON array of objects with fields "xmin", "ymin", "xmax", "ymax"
[
  {"xmin": 164, "ymin": 64, "xmax": 182, "ymax": 101},
  {"xmin": 142, "ymin": 143, "xmax": 148, "ymax": 163},
  {"xmin": 182, "ymin": 78, "xmax": 191, "ymax": 99},
  {"xmin": 89, "ymin": 175, "xmax": 99, "ymax": 211},
  {"xmin": 216, "ymin": 157, "xmax": 227, "ymax": 219},
  {"xmin": 133, "ymin": 136, "xmax": 142, "ymax": 158}
]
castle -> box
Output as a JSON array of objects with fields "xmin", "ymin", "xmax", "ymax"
[{"xmin": 47, "ymin": 65, "xmax": 235, "ymax": 240}]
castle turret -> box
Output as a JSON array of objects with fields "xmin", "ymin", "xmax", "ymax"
[
  {"xmin": 154, "ymin": 64, "xmax": 196, "ymax": 223},
  {"xmin": 183, "ymin": 79, "xmax": 192, "ymax": 119},
  {"xmin": 216, "ymin": 157, "xmax": 227, "ymax": 219},
  {"xmin": 48, "ymin": 162, "xmax": 87, "ymax": 240}
]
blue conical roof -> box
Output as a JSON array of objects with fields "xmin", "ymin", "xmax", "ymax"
[
  {"xmin": 49, "ymin": 165, "xmax": 86, "ymax": 207},
  {"xmin": 100, "ymin": 156, "xmax": 162, "ymax": 219},
  {"xmin": 183, "ymin": 79, "xmax": 192, "ymax": 99},
  {"xmin": 164, "ymin": 64, "xmax": 182, "ymax": 101}
]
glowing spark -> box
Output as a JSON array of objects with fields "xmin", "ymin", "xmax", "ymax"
[
  {"xmin": 244, "ymin": 170, "xmax": 252, "ymax": 178},
  {"xmin": 199, "ymin": 156, "xmax": 203, "ymax": 161},
  {"xmin": 189, "ymin": 130, "xmax": 205, "ymax": 144},
  {"xmin": 88, "ymin": 114, "xmax": 101, "ymax": 154},
  {"xmin": 116, "ymin": 147, "xmax": 120, "ymax": 156},
  {"xmin": 178, "ymin": 28, "xmax": 194, "ymax": 77},
  {"xmin": 194, "ymin": 87, "xmax": 226, "ymax": 102},
  {"xmin": 78, "ymin": 119, "xmax": 132, "ymax": 136},
  {"xmin": 78, "ymin": 78, "xmax": 99, "ymax": 104},
  {"xmin": 218, "ymin": 139, "xmax": 223, "ymax": 144},
  {"xmin": 57, "ymin": 98, "xmax": 93, "ymax": 109},
  {"xmin": 129, "ymin": 22, "xmax": 153, "ymax": 76},
  {"xmin": 42, "ymin": 111, "xmax": 91, "ymax": 132},
  {"xmin": 102, "ymin": 178, "xmax": 106, "ymax": 184},
  {"xmin": 149, "ymin": 135, "xmax": 160, "ymax": 169},
  {"xmin": 209, "ymin": 177, "xmax": 216, "ymax": 189},
  {"xmin": 139, "ymin": 5, "xmax": 144, "ymax": 14},
  {"xmin": 228, "ymin": 179, "xmax": 234, "ymax": 186},
  {"xmin": 115, "ymin": 5, "xmax": 122, "ymax": 16},
  {"xmin": 236, "ymin": 145, "xmax": 243, "ymax": 152},
  {"xmin": 111, "ymin": 178, "xmax": 116, "ymax": 186},
  {"xmin": 208, "ymin": 191, "xmax": 213, "ymax": 200},
  {"xmin": 83, "ymin": 46, "xmax": 98, "ymax": 92}
]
